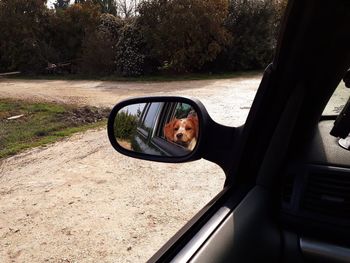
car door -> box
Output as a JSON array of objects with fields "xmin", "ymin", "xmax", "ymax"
[{"xmin": 146, "ymin": 0, "xmax": 350, "ymax": 262}]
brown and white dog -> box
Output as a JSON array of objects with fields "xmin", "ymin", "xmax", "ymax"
[{"xmin": 164, "ymin": 116, "xmax": 199, "ymax": 150}]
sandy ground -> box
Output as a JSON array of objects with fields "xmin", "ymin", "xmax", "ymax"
[{"xmin": 0, "ymin": 76, "xmax": 261, "ymax": 262}]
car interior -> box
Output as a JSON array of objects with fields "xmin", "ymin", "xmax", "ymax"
[{"xmin": 108, "ymin": 0, "xmax": 350, "ymax": 262}]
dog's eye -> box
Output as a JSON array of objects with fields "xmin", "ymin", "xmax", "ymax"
[
  {"xmin": 174, "ymin": 127, "xmax": 179, "ymax": 131},
  {"xmin": 185, "ymin": 127, "xmax": 192, "ymax": 130}
]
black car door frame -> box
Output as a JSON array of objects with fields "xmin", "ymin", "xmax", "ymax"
[{"xmin": 149, "ymin": 0, "xmax": 350, "ymax": 261}]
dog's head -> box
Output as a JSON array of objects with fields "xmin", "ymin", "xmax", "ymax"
[{"xmin": 164, "ymin": 116, "xmax": 198, "ymax": 148}]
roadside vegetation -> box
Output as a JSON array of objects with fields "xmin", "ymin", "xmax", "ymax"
[
  {"xmin": 9, "ymin": 70, "xmax": 262, "ymax": 82},
  {"xmin": 0, "ymin": 99, "xmax": 110, "ymax": 159},
  {"xmin": 0, "ymin": 0, "xmax": 287, "ymax": 77}
]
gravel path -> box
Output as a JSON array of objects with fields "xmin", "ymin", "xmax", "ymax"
[{"xmin": 0, "ymin": 76, "xmax": 261, "ymax": 262}]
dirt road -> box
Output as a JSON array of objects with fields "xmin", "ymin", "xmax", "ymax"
[{"xmin": 0, "ymin": 76, "xmax": 261, "ymax": 262}]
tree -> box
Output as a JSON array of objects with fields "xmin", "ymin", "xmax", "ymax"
[
  {"xmin": 138, "ymin": 0, "xmax": 231, "ymax": 72},
  {"xmin": 0, "ymin": 0, "xmax": 49, "ymax": 72},
  {"xmin": 95, "ymin": 0, "xmax": 117, "ymax": 15},
  {"xmin": 80, "ymin": 13, "xmax": 123, "ymax": 74},
  {"xmin": 216, "ymin": 0, "xmax": 283, "ymax": 71},
  {"xmin": 75, "ymin": 0, "xmax": 118, "ymax": 14},
  {"xmin": 114, "ymin": 18, "xmax": 152, "ymax": 76},
  {"xmin": 114, "ymin": 110, "xmax": 138, "ymax": 140},
  {"xmin": 54, "ymin": 0, "xmax": 70, "ymax": 9},
  {"xmin": 116, "ymin": 0, "xmax": 137, "ymax": 17},
  {"xmin": 45, "ymin": 1, "xmax": 101, "ymax": 64}
]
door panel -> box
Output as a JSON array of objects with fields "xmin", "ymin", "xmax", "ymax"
[{"xmin": 189, "ymin": 186, "xmax": 281, "ymax": 263}]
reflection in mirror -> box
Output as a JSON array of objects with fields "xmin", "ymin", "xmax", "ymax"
[{"xmin": 114, "ymin": 102, "xmax": 199, "ymax": 157}]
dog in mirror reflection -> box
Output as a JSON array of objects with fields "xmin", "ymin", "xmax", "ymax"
[{"xmin": 164, "ymin": 115, "xmax": 199, "ymax": 150}]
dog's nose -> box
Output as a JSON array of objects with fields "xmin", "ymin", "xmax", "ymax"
[{"xmin": 176, "ymin": 133, "xmax": 183, "ymax": 139}]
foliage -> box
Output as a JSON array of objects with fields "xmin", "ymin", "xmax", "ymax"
[
  {"xmin": 80, "ymin": 14, "xmax": 123, "ymax": 74},
  {"xmin": 45, "ymin": 1, "xmax": 101, "ymax": 64},
  {"xmin": 54, "ymin": 0, "xmax": 70, "ymax": 9},
  {"xmin": 215, "ymin": 0, "xmax": 283, "ymax": 71},
  {"xmin": 0, "ymin": 0, "xmax": 49, "ymax": 72},
  {"xmin": 0, "ymin": 0, "xmax": 287, "ymax": 75},
  {"xmin": 138, "ymin": 0, "xmax": 231, "ymax": 72},
  {"xmin": 114, "ymin": 111, "xmax": 138, "ymax": 140},
  {"xmin": 116, "ymin": 0, "xmax": 138, "ymax": 18},
  {"xmin": 94, "ymin": 0, "xmax": 117, "ymax": 15},
  {"xmin": 80, "ymin": 14, "xmax": 152, "ymax": 76},
  {"xmin": 74, "ymin": 0, "xmax": 120, "ymax": 15},
  {"xmin": 114, "ymin": 18, "xmax": 153, "ymax": 76}
]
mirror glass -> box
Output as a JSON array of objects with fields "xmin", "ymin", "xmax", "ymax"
[{"xmin": 114, "ymin": 101, "xmax": 199, "ymax": 157}]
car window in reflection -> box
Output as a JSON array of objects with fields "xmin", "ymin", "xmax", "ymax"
[
  {"xmin": 142, "ymin": 103, "xmax": 162, "ymax": 131},
  {"xmin": 115, "ymin": 102, "xmax": 199, "ymax": 156}
]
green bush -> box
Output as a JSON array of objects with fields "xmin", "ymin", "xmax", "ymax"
[
  {"xmin": 45, "ymin": 2, "xmax": 100, "ymax": 64},
  {"xmin": 0, "ymin": 0, "xmax": 48, "ymax": 72},
  {"xmin": 114, "ymin": 111, "xmax": 138, "ymax": 140},
  {"xmin": 214, "ymin": 0, "xmax": 283, "ymax": 71},
  {"xmin": 80, "ymin": 14, "xmax": 123, "ymax": 74},
  {"xmin": 81, "ymin": 15, "xmax": 154, "ymax": 76},
  {"xmin": 114, "ymin": 18, "xmax": 153, "ymax": 77},
  {"xmin": 12, "ymin": 38, "xmax": 48, "ymax": 73},
  {"xmin": 138, "ymin": 0, "xmax": 230, "ymax": 73},
  {"xmin": 0, "ymin": 0, "xmax": 287, "ymax": 75}
]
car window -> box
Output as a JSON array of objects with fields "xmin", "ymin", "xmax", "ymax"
[
  {"xmin": 143, "ymin": 103, "xmax": 161, "ymax": 130},
  {"xmin": 155, "ymin": 102, "xmax": 176, "ymax": 138},
  {"xmin": 125, "ymin": 102, "xmax": 193, "ymax": 156},
  {"xmin": 125, "ymin": 103, "xmax": 146, "ymax": 121},
  {"xmin": 174, "ymin": 103, "xmax": 194, "ymax": 119}
]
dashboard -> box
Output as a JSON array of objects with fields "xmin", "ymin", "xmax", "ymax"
[{"xmin": 281, "ymin": 120, "xmax": 350, "ymax": 261}]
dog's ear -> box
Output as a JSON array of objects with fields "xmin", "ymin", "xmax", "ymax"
[
  {"xmin": 164, "ymin": 119, "xmax": 176, "ymax": 142},
  {"xmin": 188, "ymin": 116, "xmax": 199, "ymax": 138}
]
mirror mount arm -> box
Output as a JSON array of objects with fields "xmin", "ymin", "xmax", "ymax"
[{"xmin": 201, "ymin": 119, "xmax": 237, "ymax": 175}]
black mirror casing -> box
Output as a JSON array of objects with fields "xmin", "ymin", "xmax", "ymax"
[
  {"xmin": 108, "ymin": 96, "xmax": 237, "ymax": 175},
  {"xmin": 108, "ymin": 96, "xmax": 211, "ymax": 163}
]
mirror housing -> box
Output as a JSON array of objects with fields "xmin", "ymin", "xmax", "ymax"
[
  {"xmin": 108, "ymin": 96, "xmax": 209, "ymax": 163},
  {"xmin": 107, "ymin": 96, "xmax": 237, "ymax": 171}
]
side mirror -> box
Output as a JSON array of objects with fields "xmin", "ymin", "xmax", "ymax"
[{"xmin": 107, "ymin": 96, "xmax": 210, "ymax": 163}]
